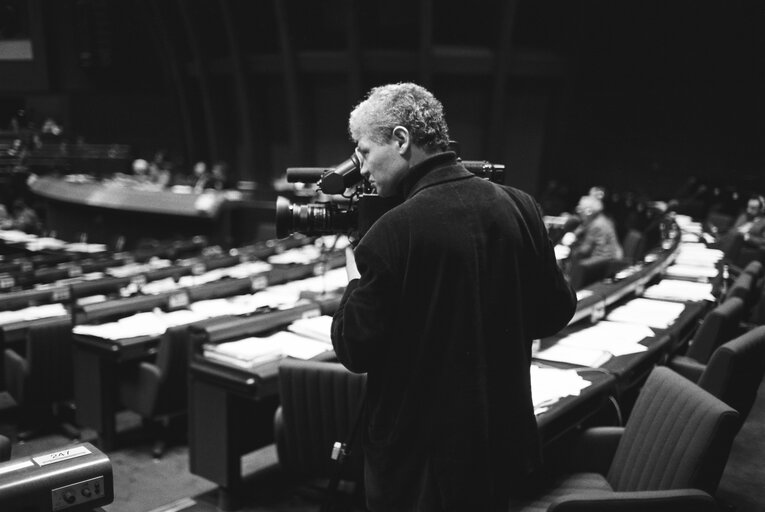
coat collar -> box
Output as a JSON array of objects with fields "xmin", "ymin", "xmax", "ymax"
[{"xmin": 399, "ymin": 152, "xmax": 474, "ymax": 199}]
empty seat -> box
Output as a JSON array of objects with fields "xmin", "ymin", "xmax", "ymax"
[
  {"xmin": 511, "ymin": 367, "xmax": 740, "ymax": 512},
  {"xmin": 669, "ymin": 297, "xmax": 744, "ymax": 382}
]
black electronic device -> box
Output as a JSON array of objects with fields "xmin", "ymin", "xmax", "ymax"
[
  {"xmin": 276, "ymin": 153, "xmax": 505, "ymax": 239},
  {"xmin": 0, "ymin": 443, "xmax": 114, "ymax": 511}
]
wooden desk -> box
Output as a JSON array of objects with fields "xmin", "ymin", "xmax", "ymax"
[{"xmin": 73, "ymin": 332, "xmax": 160, "ymax": 450}]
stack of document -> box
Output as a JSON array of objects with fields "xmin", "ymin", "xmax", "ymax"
[
  {"xmin": 287, "ymin": 315, "xmax": 334, "ymax": 344},
  {"xmin": 268, "ymin": 245, "xmax": 323, "ymax": 265},
  {"xmin": 0, "ymin": 303, "xmax": 68, "ymax": 326},
  {"xmin": 204, "ymin": 330, "xmax": 331, "ymax": 369},
  {"xmin": 73, "ymin": 309, "xmax": 208, "ymax": 340},
  {"xmin": 664, "ymin": 263, "xmax": 720, "ymax": 281},
  {"xmin": 643, "ymin": 279, "xmax": 715, "ymax": 302},
  {"xmin": 107, "ymin": 259, "xmax": 172, "ymax": 278},
  {"xmin": 606, "ymin": 298, "xmax": 686, "ymax": 329},
  {"xmin": 0, "ymin": 230, "xmax": 37, "ymax": 243},
  {"xmin": 25, "ymin": 237, "xmax": 67, "ymax": 251},
  {"xmin": 530, "ymin": 364, "xmax": 591, "ymax": 414},
  {"xmin": 64, "ymin": 242, "xmax": 108, "ymax": 253},
  {"xmin": 535, "ymin": 321, "xmax": 652, "ymax": 367}
]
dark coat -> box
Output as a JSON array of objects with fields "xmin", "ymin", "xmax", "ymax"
[{"xmin": 332, "ymin": 152, "xmax": 576, "ymax": 511}]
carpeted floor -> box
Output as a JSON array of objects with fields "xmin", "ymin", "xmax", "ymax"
[{"xmin": 1, "ymin": 379, "xmax": 764, "ymax": 512}]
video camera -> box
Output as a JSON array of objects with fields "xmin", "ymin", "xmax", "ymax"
[{"xmin": 275, "ymin": 152, "xmax": 505, "ymax": 240}]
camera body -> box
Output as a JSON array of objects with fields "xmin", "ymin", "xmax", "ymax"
[{"xmin": 276, "ymin": 153, "xmax": 505, "ymax": 240}]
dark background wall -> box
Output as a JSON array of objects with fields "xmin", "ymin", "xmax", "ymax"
[{"xmin": 2, "ymin": 0, "xmax": 764, "ymax": 211}]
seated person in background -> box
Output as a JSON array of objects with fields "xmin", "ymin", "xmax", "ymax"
[
  {"xmin": 562, "ymin": 194, "xmax": 623, "ymax": 264},
  {"xmin": 739, "ymin": 196, "xmax": 765, "ymax": 250},
  {"xmin": 733, "ymin": 195, "xmax": 765, "ymax": 234},
  {"xmin": 3, "ymin": 199, "xmax": 42, "ymax": 234},
  {"xmin": 210, "ymin": 161, "xmax": 231, "ymax": 190},
  {"xmin": 192, "ymin": 161, "xmax": 213, "ymax": 193},
  {"xmin": 716, "ymin": 194, "xmax": 765, "ymax": 256},
  {"xmin": 131, "ymin": 158, "xmax": 150, "ymax": 182}
]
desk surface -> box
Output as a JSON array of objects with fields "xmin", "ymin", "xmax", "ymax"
[{"xmin": 30, "ymin": 176, "xmax": 233, "ymax": 218}]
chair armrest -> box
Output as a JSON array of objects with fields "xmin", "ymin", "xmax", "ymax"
[
  {"xmin": 273, "ymin": 406, "xmax": 287, "ymax": 466},
  {"xmin": 569, "ymin": 427, "xmax": 624, "ymax": 474},
  {"xmin": 548, "ymin": 489, "xmax": 720, "ymax": 512},
  {"xmin": 668, "ymin": 355, "xmax": 705, "ymax": 383}
]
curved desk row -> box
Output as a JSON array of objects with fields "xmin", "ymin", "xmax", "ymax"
[{"xmin": 30, "ymin": 176, "xmax": 276, "ymax": 248}]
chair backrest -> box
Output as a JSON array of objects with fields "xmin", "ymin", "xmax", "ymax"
[
  {"xmin": 685, "ymin": 296, "xmax": 744, "ymax": 364},
  {"xmin": 275, "ymin": 359, "xmax": 366, "ymax": 481},
  {"xmin": 621, "ymin": 229, "xmax": 645, "ymax": 263},
  {"xmin": 698, "ymin": 325, "xmax": 765, "ymax": 425},
  {"xmin": 743, "ymin": 260, "xmax": 764, "ymax": 279},
  {"xmin": 25, "ymin": 316, "xmax": 74, "ymax": 404},
  {"xmin": 607, "ymin": 366, "xmax": 739, "ymax": 494},
  {"xmin": 153, "ymin": 325, "xmax": 192, "ymax": 415},
  {"xmin": 0, "ymin": 435, "xmax": 10, "ymax": 462},
  {"xmin": 568, "ymin": 257, "xmax": 614, "ymax": 290},
  {"xmin": 724, "ymin": 272, "xmax": 755, "ymax": 309}
]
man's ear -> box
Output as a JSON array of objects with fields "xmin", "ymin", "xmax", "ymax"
[{"xmin": 392, "ymin": 126, "xmax": 410, "ymax": 154}]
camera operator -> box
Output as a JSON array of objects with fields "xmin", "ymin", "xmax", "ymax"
[{"xmin": 331, "ymin": 83, "xmax": 576, "ymax": 511}]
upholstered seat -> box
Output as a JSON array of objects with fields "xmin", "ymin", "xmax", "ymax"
[
  {"xmin": 511, "ymin": 367, "xmax": 740, "ymax": 512},
  {"xmin": 0, "ymin": 435, "xmax": 10, "ymax": 462},
  {"xmin": 4, "ymin": 316, "xmax": 80, "ymax": 441},
  {"xmin": 274, "ymin": 358, "xmax": 366, "ymax": 483},
  {"xmin": 669, "ymin": 296, "xmax": 744, "ymax": 381},
  {"xmin": 118, "ymin": 325, "xmax": 191, "ymax": 458}
]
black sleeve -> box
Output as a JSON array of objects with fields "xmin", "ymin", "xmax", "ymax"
[
  {"xmin": 331, "ymin": 246, "xmax": 398, "ymax": 373},
  {"xmin": 528, "ymin": 200, "xmax": 577, "ymax": 339}
]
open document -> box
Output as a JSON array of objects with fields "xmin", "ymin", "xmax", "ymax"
[{"xmin": 535, "ymin": 321, "xmax": 652, "ymax": 367}]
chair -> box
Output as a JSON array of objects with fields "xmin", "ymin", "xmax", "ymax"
[
  {"xmin": 0, "ymin": 435, "xmax": 10, "ymax": 462},
  {"xmin": 742, "ymin": 260, "xmax": 764, "ymax": 279},
  {"xmin": 695, "ymin": 326, "xmax": 765, "ymax": 426},
  {"xmin": 118, "ymin": 325, "xmax": 191, "ymax": 458},
  {"xmin": 4, "ymin": 316, "xmax": 80, "ymax": 441},
  {"xmin": 274, "ymin": 359, "xmax": 366, "ymax": 495},
  {"xmin": 723, "ymin": 272, "xmax": 756, "ymax": 311},
  {"xmin": 568, "ymin": 257, "xmax": 614, "ymax": 290},
  {"xmin": 620, "ymin": 229, "xmax": 645, "ymax": 264},
  {"xmin": 668, "ymin": 297, "xmax": 744, "ymax": 380},
  {"xmin": 511, "ymin": 367, "xmax": 740, "ymax": 512}
]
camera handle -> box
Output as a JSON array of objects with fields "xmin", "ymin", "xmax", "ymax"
[{"xmin": 320, "ymin": 385, "xmax": 367, "ymax": 512}]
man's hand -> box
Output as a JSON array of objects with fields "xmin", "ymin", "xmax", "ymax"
[{"xmin": 345, "ymin": 246, "xmax": 361, "ymax": 281}]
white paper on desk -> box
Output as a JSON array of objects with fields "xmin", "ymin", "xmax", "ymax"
[
  {"xmin": 65, "ymin": 242, "xmax": 108, "ymax": 253},
  {"xmin": 606, "ymin": 298, "xmax": 686, "ymax": 329},
  {"xmin": 0, "ymin": 303, "xmax": 68, "ymax": 326},
  {"xmin": 250, "ymin": 286, "xmax": 302, "ymax": 308},
  {"xmin": 535, "ymin": 343, "xmax": 613, "ymax": 368},
  {"xmin": 224, "ymin": 261, "xmax": 272, "ymax": 279},
  {"xmin": 555, "ymin": 321, "xmax": 652, "ymax": 357},
  {"xmin": 267, "ymin": 245, "xmax": 322, "ymax": 265},
  {"xmin": 206, "ymin": 336, "xmax": 284, "ymax": 361},
  {"xmin": 530, "ymin": 365, "xmax": 591, "ymax": 410},
  {"xmin": 160, "ymin": 309, "xmax": 207, "ymax": 327},
  {"xmin": 73, "ymin": 311, "xmax": 168, "ymax": 340},
  {"xmin": 267, "ymin": 330, "xmax": 332, "ymax": 359},
  {"xmin": 0, "ymin": 229, "xmax": 36, "ymax": 243},
  {"xmin": 287, "ymin": 315, "xmax": 333, "ymax": 344},
  {"xmin": 576, "ymin": 289, "xmax": 594, "ymax": 301},
  {"xmin": 643, "ymin": 279, "xmax": 715, "ymax": 302},
  {"xmin": 665, "ymin": 263, "xmax": 720, "ymax": 280},
  {"xmin": 140, "ymin": 277, "xmax": 179, "ymax": 295},
  {"xmin": 294, "ymin": 268, "xmax": 348, "ymax": 293},
  {"xmin": 211, "ymin": 330, "xmax": 330, "ymax": 362}
]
